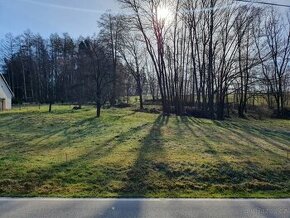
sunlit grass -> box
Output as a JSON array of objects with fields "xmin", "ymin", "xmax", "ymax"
[{"xmin": 0, "ymin": 105, "xmax": 289, "ymax": 198}]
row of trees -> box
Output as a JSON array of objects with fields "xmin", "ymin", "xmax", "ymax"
[
  {"xmin": 1, "ymin": 0, "xmax": 290, "ymax": 119},
  {"xmin": 119, "ymin": 0, "xmax": 290, "ymax": 119},
  {"xmin": 1, "ymin": 32, "xmax": 117, "ymax": 115}
]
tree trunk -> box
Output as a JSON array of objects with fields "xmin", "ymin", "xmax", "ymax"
[
  {"xmin": 96, "ymin": 103, "xmax": 101, "ymax": 118},
  {"xmin": 136, "ymin": 79, "xmax": 144, "ymax": 110},
  {"xmin": 49, "ymin": 102, "xmax": 52, "ymax": 113},
  {"xmin": 139, "ymin": 92, "xmax": 143, "ymax": 110},
  {"xmin": 21, "ymin": 60, "xmax": 28, "ymax": 101}
]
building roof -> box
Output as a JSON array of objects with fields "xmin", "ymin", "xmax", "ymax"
[{"xmin": 0, "ymin": 73, "xmax": 14, "ymax": 97}]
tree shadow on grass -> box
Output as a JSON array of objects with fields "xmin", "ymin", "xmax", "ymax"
[
  {"xmin": 172, "ymin": 117, "xmax": 288, "ymax": 191},
  {"xmin": 183, "ymin": 117, "xmax": 288, "ymax": 158},
  {"xmin": 95, "ymin": 115, "xmax": 169, "ymax": 218},
  {"xmin": 31, "ymin": 110, "xmax": 137, "ymax": 146},
  {"xmin": 0, "ymin": 111, "xmax": 139, "ymax": 155},
  {"xmin": 231, "ymin": 122, "xmax": 290, "ymax": 151},
  {"xmin": 177, "ymin": 117, "xmax": 244, "ymax": 183},
  {"xmin": 0, "ymin": 116, "xmax": 101, "ymax": 154},
  {"xmin": 0, "ymin": 118, "xmax": 153, "ymax": 196},
  {"xmin": 117, "ymin": 115, "xmax": 169, "ymax": 197},
  {"xmin": 213, "ymin": 120, "xmax": 290, "ymax": 154},
  {"xmin": 178, "ymin": 116, "xmax": 219, "ymax": 154}
]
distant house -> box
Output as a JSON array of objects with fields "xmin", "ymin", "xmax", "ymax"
[{"xmin": 0, "ymin": 73, "xmax": 14, "ymax": 111}]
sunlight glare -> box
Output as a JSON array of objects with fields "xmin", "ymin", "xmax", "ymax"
[{"xmin": 157, "ymin": 6, "xmax": 170, "ymax": 22}]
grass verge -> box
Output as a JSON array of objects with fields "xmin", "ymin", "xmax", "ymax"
[{"xmin": 0, "ymin": 105, "xmax": 289, "ymax": 198}]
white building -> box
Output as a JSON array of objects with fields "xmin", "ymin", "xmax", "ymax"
[{"xmin": 0, "ymin": 74, "xmax": 14, "ymax": 111}]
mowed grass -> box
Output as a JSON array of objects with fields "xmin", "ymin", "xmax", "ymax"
[{"xmin": 0, "ymin": 105, "xmax": 289, "ymax": 198}]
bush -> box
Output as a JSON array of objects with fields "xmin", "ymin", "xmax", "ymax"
[
  {"xmin": 114, "ymin": 102, "xmax": 132, "ymax": 108},
  {"xmin": 135, "ymin": 108, "xmax": 161, "ymax": 114},
  {"xmin": 184, "ymin": 107, "xmax": 212, "ymax": 118},
  {"xmin": 281, "ymin": 108, "xmax": 290, "ymax": 119},
  {"xmin": 255, "ymin": 106, "xmax": 272, "ymax": 119}
]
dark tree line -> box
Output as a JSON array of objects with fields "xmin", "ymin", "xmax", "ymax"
[
  {"xmin": 1, "ymin": 0, "xmax": 290, "ymax": 119},
  {"xmin": 0, "ymin": 31, "xmax": 135, "ymax": 116}
]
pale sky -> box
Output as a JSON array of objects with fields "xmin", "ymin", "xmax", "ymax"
[
  {"xmin": 0, "ymin": 0, "xmax": 289, "ymax": 39},
  {"xmin": 0, "ymin": 0, "xmax": 120, "ymax": 39}
]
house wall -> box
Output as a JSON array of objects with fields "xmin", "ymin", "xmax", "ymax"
[
  {"xmin": 5, "ymin": 98, "xmax": 11, "ymax": 110},
  {"xmin": 0, "ymin": 100, "xmax": 3, "ymax": 111},
  {"xmin": 0, "ymin": 76, "xmax": 13, "ymax": 110}
]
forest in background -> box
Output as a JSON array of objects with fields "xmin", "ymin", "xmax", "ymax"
[{"xmin": 1, "ymin": 0, "xmax": 290, "ymax": 119}]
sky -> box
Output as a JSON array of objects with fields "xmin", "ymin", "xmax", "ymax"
[
  {"xmin": 0, "ymin": 0, "xmax": 289, "ymax": 39},
  {"xmin": 0, "ymin": 0, "xmax": 120, "ymax": 39}
]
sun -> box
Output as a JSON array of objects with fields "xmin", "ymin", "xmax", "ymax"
[{"xmin": 157, "ymin": 6, "xmax": 170, "ymax": 22}]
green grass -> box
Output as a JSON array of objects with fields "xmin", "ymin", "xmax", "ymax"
[{"xmin": 0, "ymin": 105, "xmax": 289, "ymax": 198}]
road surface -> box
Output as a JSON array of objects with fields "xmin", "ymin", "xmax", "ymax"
[{"xmin": 0, "ymin": 198, "xmax": 289, "ymax": 218}]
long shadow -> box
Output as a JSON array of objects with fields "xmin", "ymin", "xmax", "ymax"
[
  {"xmin": 0, "ymin": 120, "xmax": 151, "ymax": 196},
  {"xmin": 0, "ymin": 109, "xmax": 81, "ymax": 149},
  {"xmin": 174, "ymin": 117, "xmax": 289, "ymax": 189},
  {"xmin": 97, "ymin": 115, "xmax": 169, "ymax": 218},
  {"xmin": 110, "ymin": 111, "xmax": 137, "ymax": 121},
  {"xmin": 0, "ymin": 108, "xmax": 149, "ymax": 195},
  {"xmin": 175, "ymin": 116, "xmax": 185, "ymax": 138},
  {"xmin": 0, "ymin": 110, "xmax": 139, "ymax": 155},
  {"xmin": 213, "ymin": 120, "xmax": 290, "ymax": 155},
  {"xmin": 34, "ymin": 116, "xmax": 104, "ymax": 149},
  {"xmin": 180, "ymin": 116, "xmax": 221, "ymax": 155},
  {"xmin": 117, "ymin": 115, "xmax": 169, "ymax": 197},
  {"xmin": 0, "ymin": 116, "xmax": 99, "ymax": 154},
  {"xmin": 230, "ymin": 122, "xmax": 290, "ymax": 151},
  {"xmin": 186, "ymin": 117, "xmax": 287, "ymax": 157},
  {"xmin": 178, "ymin": 117, "xmax": 247, "ymax": 184}
]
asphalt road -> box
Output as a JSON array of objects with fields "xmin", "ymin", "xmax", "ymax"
[{"xmin": 0, "ymin": 198, "xmax": 289, "ymax": 218}]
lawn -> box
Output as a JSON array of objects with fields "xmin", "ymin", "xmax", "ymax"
[{"xmin": 0, "ymin": 105, "xmax": 289, "ymax": 198}]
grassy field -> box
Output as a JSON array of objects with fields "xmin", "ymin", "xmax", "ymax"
[{"xmin": 0, "ymin": 105, "xmax": 289, "ymax": 198}]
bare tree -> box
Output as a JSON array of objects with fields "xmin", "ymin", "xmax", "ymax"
[
  {"xmin": 255, "ymin": 9, "xmax": 290, "ymax": 117},
  {"xmin": 120, "ymin": 31, "xmax": 147, "ymax": 109},
  {"xmin": 78, "ymin": 38, "xmax": 113, "ymax": 117},
  {"xmin": 98, "ymin": 13, "xmax": 125, "ymax": 106}
]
